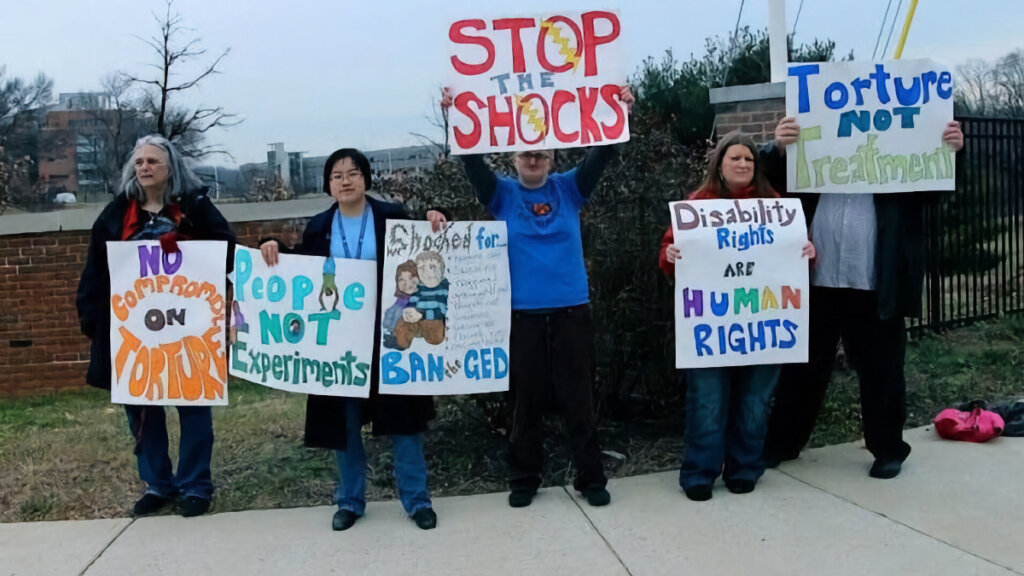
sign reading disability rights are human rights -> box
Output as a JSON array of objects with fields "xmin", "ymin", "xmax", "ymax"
[{"xmin": 670, "ymin": 198, "xmax": 809, "ymax": 369}]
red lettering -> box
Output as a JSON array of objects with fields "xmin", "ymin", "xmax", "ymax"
[
  {"xmin": 453, "ymin": 92, "xmax": 484, "ymax": 149},
  {"xmin": 536, "ymin": 16, "xmax": 582, "ymax": 74},
  {"xmin": 449, "ymin": 20, "xmax": 494, "ymax": 75},
  {"xmin": 577, "ymin": 87, "xmax": 602, "ymax": 144},
  {"xmin": 487, "ymin": 95, "xmax": 516, "ymax": 147},
  {"xmin": 552, "ymin": 90, "xmax": 579, "ymax": 143},
  {"xmin": 493, "ymin": 18, "xmax": 536, "ymax": 73},
  {"xmin": 600, "ymin": 84, "xmax": 626, "ymax": 140},
  {"xmin": 582, "ymin": 11, "xmax": 620, "ymax": 77}
]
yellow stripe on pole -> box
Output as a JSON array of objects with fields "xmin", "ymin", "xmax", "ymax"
[{"xmin": 893, "ymin": 0, "xmax": 920, "ymax": 59}]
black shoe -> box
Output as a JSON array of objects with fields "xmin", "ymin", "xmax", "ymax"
[
  {"xmin": 508, "ymin": 488, "xmax": 537, "ymax": 508},
  {"xmin": 175, "ymin": 496, "xmax": 210, "ymax": 517},
  {"xmin": 683, "ymin": 484, "xmax": 713, "ymax": 502},
  {"xmin": 332, "ymin": 508, "xmax": 359, "ymax": 531},
  {"xmin": 581, "ymin": 485, "xmax": 611, "ymax": 507},
  {"xmin": 869, "ymin": 444, "xmax": 912, "ymax": 479},
  {"xmin": 725, "ymin": 479, "xmax": 756, "ymax": 494},
  {"xmin": 132, "ymin": 493, "xmax": 172, "ymax": 517},
  {"xmin": 411, "ymin": 508, "xmax": 437, "ymax": 530},
  {"xmin": 762, "ymin": 450, "xmax": 799, "ymax": 469}
]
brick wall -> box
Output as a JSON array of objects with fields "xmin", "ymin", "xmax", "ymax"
[
  {"xmin": 0, "ymin": 215, "xmax": 310, "ymax": 397},
  {"xmin": 714, "ymin": 97, "xmax": 786, "ymax": 145}
]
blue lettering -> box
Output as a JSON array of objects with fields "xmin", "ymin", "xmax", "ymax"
[
  {"xmin": 825, "ymin": 82, "xmax": 849, "ymax": 110},
  {"xmin": 789, "ymin": 64, "xmax": 820, "ymax": 113},
  {"xmin": 382, "ymin": 352, "xmax": 410, "ymax": 385},
  {"xmin": 344, "ymin": 283, "xmax": 365, "ymax": 310},
  {"xmin": 694, "ymin": 324, "xmax": 713, "ymax": 357},
  {"xmin": 292, "ymin": 275, "xmax": 313, "ymax": 310},
  {"xmin": 233, "ymin": 250, "xmax": 252, "ymax": 301}
]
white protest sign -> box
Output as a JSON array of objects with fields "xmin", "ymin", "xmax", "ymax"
[
  {"xmin": 107, "ymin": 241, "xmax": 228, "ymax": 405},
  {"xmin": 379, "ymin": 220, "xmax": 511, "ymax": 395},
  {"xmin": 446, "ymin": 10, "xmax": 629, "ymax": 154},
  {"xmin": 786, "ymin": 59, "xmax": 955, "ymax": 193},
  {"xmin": 228, "ymin": 247, "xmax": 378, "ymax": 398},
  {"xmin": 671, "ymin": 199, "xmax": 809, "ymax": 368}
]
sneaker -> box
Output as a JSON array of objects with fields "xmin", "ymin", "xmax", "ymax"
[
  {"xmin": 332, "ymin": 509, "xmax": 359, "ymax": 531},
  {"xmin": 683, "ymin": 484, "xmax": 713, "ymax": 502},
  {"xmin": 508, "ymin": 488, "xmax": 537, "ymax": 508},
  {"xmin": 132, "ymin": 493, "xmax": 172, "ymax": 517},
  {"xmin": 581, "ymin": 485, "xmax": 611, "ymax": 507},
  {"xmin": 176, "ymin": 496, "xmax": 211, "ymax": 518},
  {"xmin": 411, "ymin": 508, "xmax": 437, "ymax": 530},
  {"xmin": 725, "ymin": 479, "xmax": 756, "ymax": 494}
]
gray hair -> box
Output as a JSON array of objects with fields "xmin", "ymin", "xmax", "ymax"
[{"xmin": 118, "ymin": 134, "xmax": 202, "ymax": 203}]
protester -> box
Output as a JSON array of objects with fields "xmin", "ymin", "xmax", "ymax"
[
  {"xmin": 435, "ymin": 85, "xmax": 634, "ymax": 508},
  {"xmin": 659, "ymin": 131, "xmax": 815, "ymax": 501},
  {"xmin": 76, "ymin": 134, "xmax": 235, "ymax": 518},
  {"xmin": 760, "ymin": 117, "xmax": 964, "ymax": 478},
  {"xmin": 259, "ymin": 148, "xmax": 445, "ymax": 531}
]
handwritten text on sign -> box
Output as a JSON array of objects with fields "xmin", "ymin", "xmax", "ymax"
[
  {"xmin": 786, "ymin": 59, "xmax": 955, "ymax": 194},
  {"xmin": 229, "ymin": 247, "xmax": 377, "ymax": 398},
  {"xmin": 379, "ymin": 220, "xmax": 511, "ymax": 395},
  {"xmin": 447, "ymin": 10, "xmax": 629, "ymax": 154},
  {"xmin": 671, "ymin": 199, "xmax": 809, "ymax": 368},
  {"xmin": 107, "ymin": 241, "xmax": 228, "ymax": 405}
]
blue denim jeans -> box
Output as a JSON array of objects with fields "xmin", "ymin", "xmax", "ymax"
[
  {"xmin": 334, "ymin": 399, "xmax": 431, "ymax": 516},
  {"xmin": 125, "ymin": 405, "xmax": 214, "ymax": 500},
  {"xmin": 680, "ymin": 365, "xmax": 780, "ymax": 490}
]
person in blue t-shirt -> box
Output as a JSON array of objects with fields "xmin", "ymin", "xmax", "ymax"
[{"xmin": 437, "ymin": 85, "xmax": 634, "ymax": 509}]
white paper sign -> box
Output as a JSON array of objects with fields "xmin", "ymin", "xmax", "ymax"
[
  {"xmin": 671, "ymin": 199, "xmax": 809, "ymax": 368},
  {"xmin": 786, "ymin": 59, "xmax": 955, "ymax": 194},
  {"xmin": 446, "ymin": 10, "xmax": 630, "ymax": 154},
  {"xmin": 228, "ymin": 246, "xmax": 378, "ymax": 398},
  {"xmin": 107, "ymin": 241, "xmax": 229, "ymax": 405},
  {"xmin": 378, "ymin": 220, "xmax": 511, "ymax": 395}
]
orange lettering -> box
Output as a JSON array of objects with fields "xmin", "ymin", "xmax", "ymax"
[
  {"xmin": 155, "ymin": 275, "xmax": 171, "ymax": 293},
  {"xmin": 160, "ymin": 341, "xmax": 184, "ymax": 399},
  {"xmin": 112, "ymin": 295, "xmax": 130, "ymax": 322},
  {"xmin": 114, "ymin": 327, "xmax": 142, "ymax": 380},
  {"xmin": 203, "ymin": 326, "xmax": 227, "ymax": 381},
  {"xmin": 177, "ymin": 336, "xmax": 205, "ymax": 401},
  {"xmin": 146, "ymin": 346, "xmax": 166, "ymax": 401},
  {"xmin": 128, "ymin": 346, "xmax": 150, "ymax": 398},
  {"xmin": 170, "ymin": 275, "xmax": 188, "ymax": 295}
]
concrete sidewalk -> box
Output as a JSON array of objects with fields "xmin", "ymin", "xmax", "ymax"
[{"xmin": 3, "ymin": 426, "xmax": 1022, "ymax": 576}]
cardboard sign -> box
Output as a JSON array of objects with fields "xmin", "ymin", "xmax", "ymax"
[
  {"xmin": 379, "ymin": 220, "xmax": 511, "ymax": 395},
  {"xmin": 229, "ymin": 247, "xmax": 378, "ymax": 398},
  {"xmin": 670, "ymin": 199, "xmax": 809, "ymax": 368},
  {"xmin": 447, "ymin": 10, "xmax": 629, "ymax": 154},
  {"xmin": 107, "ymin": 241, "xmax": 228, "ymax": 405},
  {"xmin": 786, "ymin": 59, "xmax": 955, "ymax": 193}
]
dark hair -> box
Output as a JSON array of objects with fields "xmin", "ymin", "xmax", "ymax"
[
  {"xmin": 322, "ymin": 148, "xmax": 372, "ymax": 194},
  {"xmin": 692, "ymin": 130, "xmax": 776, "ymax": 199},
  {"xmin": 395, "ymin": 259, "xmax": 418, "ymax": 281}
]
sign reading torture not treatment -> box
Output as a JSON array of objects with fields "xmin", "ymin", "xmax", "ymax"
[
  {"xmin": 107, "ymin": 241, "xmax": 228, "ymax": 405},
  {"xmin": 671, "ymin": 199, "xmax": 809, "ymax": 369},
  {"xmin": 379, "ymin": 220, "xmax": 511, "ymax": 395},
  {"xmin": 446, "ymin": 10, "xmax": 629, "ymax": 154},
  {"xmin": 229, "ymin": 247, "xmax": 378, "ymax": 398},
  {"xmin": 786, "ymin": 59, "xmax": 955, "ymax": 194}
]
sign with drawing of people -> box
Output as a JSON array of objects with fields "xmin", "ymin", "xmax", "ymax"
[
  {"xmin": 379, "ymin": 220, "xmax": 511, "ymax": 395},
  {"xmin": 228, "ymin": 246, "xmax": 378, "ymax": 398},
  {"xmin": 670, "ymin": 199, "xmax": 810, "ymax": 368},
  {"xmin": 107, "ymin": 241, "xmax": 229, "ymax": 405}
]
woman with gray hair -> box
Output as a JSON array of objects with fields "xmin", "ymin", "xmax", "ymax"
[{"xmin": 76, "ymin": 134, "xmax": 235, "ymax": 518}]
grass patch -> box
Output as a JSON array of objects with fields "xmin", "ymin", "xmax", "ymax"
[{"xmin": 2, "ymin": 315, "xmax": 1022, "ymax": 522}]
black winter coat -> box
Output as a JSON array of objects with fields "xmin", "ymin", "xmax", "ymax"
[
  {"xmin": 76, "ymin": 188, "xmax": 236, "ymax": 389},
  {"xmin": 276, "ymin": 196, "xmax": 436, "ymax": 450}
]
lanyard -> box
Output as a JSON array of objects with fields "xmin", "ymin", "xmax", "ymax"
[{"xmin": 336, "ymin": 205, "xmax": 369, "ymax": 259}]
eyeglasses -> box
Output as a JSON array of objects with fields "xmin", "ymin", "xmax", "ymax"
[
  {"xmin": 330, "ymin": 171, "xmax": 363, "ymax": 183},
  {"xmin": 517, "ymin": 152, "xmax": 552, "ymax": 162}
]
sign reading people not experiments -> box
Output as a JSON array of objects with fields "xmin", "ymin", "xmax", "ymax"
[
  {"xmin": 379, "ymin": 220, "xmax": 511, "ymax": 395},
  {"xmin": 446, "ymin": 10, "xmax": 629, "ymax": 154},
  {"xmin": 107, "ymin": 241, "xmax": 229, "ymax": 405},
  {"xmin": 229, "ymin": 248, "xmax": 377, "ymax": 398},
  {"xmin": 786, "ymin": 59, "xmax": 955, "ymax": 194},
  {"xmin": 670, "ymin": 199, "xmax": 809, "ymax": 369}
]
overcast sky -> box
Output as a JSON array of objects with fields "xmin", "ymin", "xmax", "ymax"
[{"xmin": 2, "ymin": 0, "xmax": 1021, "ymax": 167}]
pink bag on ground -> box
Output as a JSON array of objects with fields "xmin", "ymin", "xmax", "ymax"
[{"xmin": 933, "ymin": 407, "xmax": 1005, "ymax": 443}]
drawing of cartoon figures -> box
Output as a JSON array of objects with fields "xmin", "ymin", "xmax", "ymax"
[
  {"xmin": 393, "ymin": 251, "xmax": 448, "ymax": 349},
  {"xmin": 320, "ymin": 257, "xmax": 339, "ymax": 311},
  {"xmin": 382, "ymin": 260, "xmax": 418, "ymax": 350}
]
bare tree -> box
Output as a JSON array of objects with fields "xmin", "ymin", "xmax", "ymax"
[
  {"xmin": 409, "ymin": 92, "xmax": 450, "ymax": 161},
  {"xmin": 123, "ymin": 0, "xmax": 240, "ymax": 157},
  {"xmin": 957, "ymin": 49, "xmax": 1024, "ymax": 118},
  {"xmin": 0, "ymin": 66, "xmax": 52, "ymax": 133}
]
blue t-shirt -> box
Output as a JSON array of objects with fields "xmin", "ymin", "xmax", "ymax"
[
  {"xmin": 488, "ymin": 169, "xmax": 589, "ymax": 310},
  {"xmin": 331, "ymin": 204, "xmax": 377, "ymax": 261}
]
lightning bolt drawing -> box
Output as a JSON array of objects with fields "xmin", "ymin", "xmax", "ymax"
[
  {"xmin": 514, "ymin": 94, "xmax": 548, "ymax": 139},
  {"xmin": 541, "ymin": 20, "xmax": 580, "ymax": 71}
]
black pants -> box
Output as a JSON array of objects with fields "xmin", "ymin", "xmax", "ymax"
[
  {"xmin": 764, "ymin": 287, "xmax": 911, "ymax": 461},
  {"xmin": 507, "ymin": 304, "xmax": 607, "ymax": 492}
]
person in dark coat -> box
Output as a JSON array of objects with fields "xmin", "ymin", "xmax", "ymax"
[
  {"xmin": 759, "ymin": 117, "xmax": 964, "ymax": 478},
  {"xmin": 76, "ymin": 134, "xmax": 235, "ymax": 518},
  {"xmin": 259, "ymin": 148, "xmax": 441, "ymax": 531}
]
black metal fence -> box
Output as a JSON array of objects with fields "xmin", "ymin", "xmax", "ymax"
[{"xmin": 914, "ymin": 116, "xmax": 1024, "ymax": 331}]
